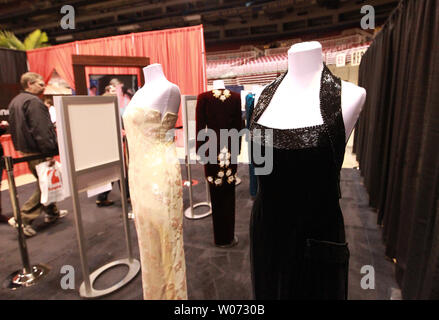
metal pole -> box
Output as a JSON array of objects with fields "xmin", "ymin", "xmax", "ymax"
[
  {"xmin": 70, "ymin": 182, "xmax": 92, "ymax": 295},
  {"xmin": 119, "ymin": 163, "xmax": 133, "ymax": 262},
  {"xmin": 2, "ymin": 156, "xmax": 50, "ymax": 290},
  {"xmin": 206, "ymin": 177, "xmax": 211, "ymax": 204},
  {"xmin": 186, "ymin": 157, "xmax": 194, "ymax": 217},
  {"xmin": 5, "ymin": 156, "xmax": 31, "ymax": 273}
]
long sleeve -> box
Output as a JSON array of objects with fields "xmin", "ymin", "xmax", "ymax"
[
  {"xmin": 195, "ymin": 93, "xmax": 207, "ymax": 153},
  {"xmin": 24, "ymin": 99, "xmax": 58, "ymax": 154}
]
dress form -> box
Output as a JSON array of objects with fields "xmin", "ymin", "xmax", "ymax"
[
  {"xmin": 213, "ymin": 80, "xmax": 226, "ymax": 90},
  {"xmin": 122, "ymin": 63, "xmax": 187, "ymax": 300},
  {"xmin": 256, "ymin": 41, "xmax": 366, "ymax": 141},
  {"xmin": 132, "ymin": 63, "xmax": 181, "ymax": 117}
]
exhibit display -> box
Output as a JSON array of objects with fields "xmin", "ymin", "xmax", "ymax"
[
  {"xmin": 123, "ymin": 63, "xmax": 187, "ymax": 300},
  {"xmin": 2, "ymin": 0, "xmax": 438, "ymax": 303},
  {"xmin": 195, "ymin": 81, "xmax": 244, "ymax": 247},
  {"xmin": 249, "ymin": 41, "xmax": 365, "ymax": 299}
]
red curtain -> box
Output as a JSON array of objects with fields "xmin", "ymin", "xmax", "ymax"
[
  {"xmin": 77, "ymin": 35, "xmax": 141, "ymax": 89},
  {"xmin": 26, "ymin": 25, "xmax": 206, "ymax": 155},
  {"xmin": 132, "ymin": 25, "xmax": 207, "ymax": 127},
  {"xmin": 26, "ymin": 25, "xmax": 207, "ymax": 104},
  {"xmin": 26, "ymin": 42, "xmax": 77, "ymax": 90}
]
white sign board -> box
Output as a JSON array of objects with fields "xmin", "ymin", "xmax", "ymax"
[{"xmin": 54, "ymin": 96, "xmax": 124, "ymax": 195}]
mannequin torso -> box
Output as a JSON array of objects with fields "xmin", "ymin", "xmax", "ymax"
[
  {"xmin": 256, "ymin": 42, "xmax": 366, "ymax": 141},
  {"xmin": 130, "ymin": 63, "xmax": 181, "ymax": 117}
]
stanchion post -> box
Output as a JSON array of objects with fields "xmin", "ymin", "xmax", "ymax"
[
  {"xmin": 5, "ymin": 156, "xmax": 31, "ymax": 273},
  {"xmin": 118, "ymin": 137, "xmax": 134, "ymax": 263},
  {"xmin": 2, "ymin": 156, "xmax": 50, "ymax": 290}
]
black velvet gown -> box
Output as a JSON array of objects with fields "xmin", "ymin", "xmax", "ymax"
[
  {"xmin": 196, "ymin": 89, "xmax": 244, "ymax": 246},
  {"xmin": 249, "ymin": 64, "xmax": 350, "ymax": 300}
]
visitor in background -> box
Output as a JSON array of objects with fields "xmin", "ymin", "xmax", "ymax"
[
  {"xmin": 89, "ymin": 84, "xmax": 97, "ymax": 96},
  {"xmin": 43, "ymin": 96, "xmax": 56, "ymax": 124},
  {"xmin": 109, "ymin": 78, "xmax": 131, "ymax": 116},
  {"xmin": 7, "ymin": 72, "xmax": 68, "ymax": 236},
  {"xmin": 95, "ymin": 81, "xmax": 131, "ymax": 207}
]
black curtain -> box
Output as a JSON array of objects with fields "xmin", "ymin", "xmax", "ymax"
[
  {"xmin": 0, "ymin": 48, "xmax": 27, "ymax": 84},
  {"xmin": 353, "ymin": 0, "xmax": 439, "ymax": 299},
  {"xmin": 0, "ymin": 48, "xmax": 28, "ymax": 123}
]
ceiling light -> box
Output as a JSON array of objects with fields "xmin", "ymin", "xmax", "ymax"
[
  {"xmin": 55, "ymin": 34, "xmax": 73, "ymax": 42},
  {"xmin": 184, "ymin": 14, "xmax": 201, "ymax": 22},
  {"xmin": 118, "ymin": 24, "xmax": 140, "ymax": 32}
]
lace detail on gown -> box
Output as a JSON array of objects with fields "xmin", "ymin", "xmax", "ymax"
[{"xmin": 123, "ymin": 105, "xmax": 187, "ymax": 300}]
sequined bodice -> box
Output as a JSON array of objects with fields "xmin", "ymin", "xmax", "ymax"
[{"xmin": 249, "ymin": 63, "xmax": 346, "ymax": 198}]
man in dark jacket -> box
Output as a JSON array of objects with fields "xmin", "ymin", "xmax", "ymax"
[{"xmin": 7, "ymin": 72, "xmax": 68, "ymax": 237}]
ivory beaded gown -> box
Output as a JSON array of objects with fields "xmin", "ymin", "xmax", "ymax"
[{"xmin": 123, "ymin": 104, "xmax": 187, "ymax": 300}]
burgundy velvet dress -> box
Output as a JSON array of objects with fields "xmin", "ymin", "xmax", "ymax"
[{"xmin": 196, "ymin": 89, "xmax": 244, "ymax": 246}]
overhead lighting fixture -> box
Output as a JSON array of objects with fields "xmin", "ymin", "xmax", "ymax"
[
  {"xmin": 55, "ymin": 34, "xmax": 73, "ymax": 42},
  {"xmin": 118, "ymin": 24, "xmax": 140, "ymax": 32},
  {"xmin": 184, "ymin": 14, "xmax": 201, "ymax": 22}
]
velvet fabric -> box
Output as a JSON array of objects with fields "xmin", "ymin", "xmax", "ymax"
[
  {"xmin": 196, "ymin": 90, "xmax": 244, "ymax": 245},
  {"xmin": 249, "ymin": 65, "xmax": 349, "ymax": 300}
]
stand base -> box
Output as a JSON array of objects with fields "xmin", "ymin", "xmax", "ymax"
[
  {"xmin": 184, "ymin": 202, "xmax": 212, "ymax": 220},
  {"xmin": 79, "ymin": 258, "xmax": 140, "ymax": 299},
  {"xmin": 3, "ymin": 264, "xmax": 50, "ymax": 290}
]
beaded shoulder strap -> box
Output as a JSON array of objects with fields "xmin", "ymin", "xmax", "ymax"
[{"xmin": 320, "ymin": 64, "xmax": 346, "ymax": 198}]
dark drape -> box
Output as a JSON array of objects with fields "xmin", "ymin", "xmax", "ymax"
[
  {"xmin": 0, "ymin": 48, "xmax": 28, "ymax": 123},
  {"xmin": 0, "ymin": 48, "xmax": 28, "ymax": 84},
  {"xmin": 353, "ymin": 0, "xmax": 439, "ymax": 299}
]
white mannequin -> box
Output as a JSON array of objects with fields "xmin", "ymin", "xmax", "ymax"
[
  {"xmin": 130, "ymin": 63, "xmax": 181, "ymax": 117},
  {"xmin": 256, "ymin": 41, "xmax": 366, "ymax": 142},
  {"xmin": 212, "ymin": 80, "xmax": 226, "ymax": 90}
]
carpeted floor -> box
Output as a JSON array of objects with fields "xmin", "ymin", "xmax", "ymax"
[{"xmin": 0, "ymin": 165, "xmax": 400, "ymax": 300}]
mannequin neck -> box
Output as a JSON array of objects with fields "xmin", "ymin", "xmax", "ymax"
[
  {"xmin": 212, "ymin": 80, "xmax": 225, "ymax": 90},
  {"xmin": 143, "ymin": 64, "xmax": 166, "ymax": 83},
  {"xmin": 287, "ymin": 42, "xmax": 323, "ymax": 88}
]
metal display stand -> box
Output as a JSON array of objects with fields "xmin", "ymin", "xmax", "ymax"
[
  {"xmin": 55, "ymin": 96, "xmax": 139, "ymax": 298},
  {"xmin": 2, "ymin": 155, "xmax": 53, "ymax": 290},
  {"xmin": 181, "ymin": 95, "xmax": 212, "ymax": 220}
]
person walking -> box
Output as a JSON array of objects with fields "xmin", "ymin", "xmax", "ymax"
[{"xmin": 7, "ymin": 72, "xmax": 68, "ymax": 236}]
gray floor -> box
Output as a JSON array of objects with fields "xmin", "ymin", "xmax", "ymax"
[{"xmin": 0, "ymin": 165, "xmax": 400, "ymax": 300}]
